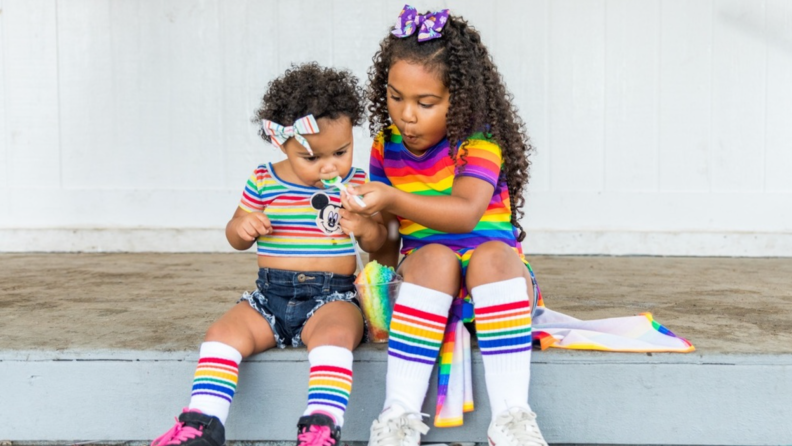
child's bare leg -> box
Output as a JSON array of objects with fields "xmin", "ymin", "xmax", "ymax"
[
  {"xmin": 382, "ymin": 244, "xmax": 461, "ymax": 413},
  {"xmin": 205, "ymin": 302, "xmax": 278, "ymax": 356},
  {"xmin": 302, "ymin": 301, "xmax": 365, "ymax": 351},
  {"xmin": 398, "ymin": 243, "xmax": 462, "ymax": 295},
  {"xmin": 188, "ymin": 303, "xmax": 277, "ymax": 424},
  {"xmin": 466, "ymin": 241, "xmax": 535, "ymax": 296},
  {"xmin": 466, "ymin": 241, "xmax": 535, "ymax": 420},
  {"xmin": 298, "ymin": 301, "xmax": 363, "ymax": 427}
]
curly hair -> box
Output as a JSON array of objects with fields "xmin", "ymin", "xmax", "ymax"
[
  {"xmin": 367, "ymin": 14, "xmax": 533, "ymax": 241},
  {"xmin": 254, "ymin": 62, "xmax": 365, "ymax": 141}
]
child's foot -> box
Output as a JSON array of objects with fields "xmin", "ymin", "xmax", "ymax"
[
  {"xmin": 367, "ymin": 403, "xmax": 429, "ymax": 446},
  {"xmin": 296, "ymin": 413, "xmax": 341, "ymax": 446},
  {"xmin": 151, "ymin": 408, "xmax": 225, "ymax": 446},
  {"xmin": 486, "ymin": 407, "xmax": 547, "ymax": 446}
]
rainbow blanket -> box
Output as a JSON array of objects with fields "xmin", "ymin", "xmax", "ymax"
[{"xmin": 434, "ymin": 298, "xmax": 694, "ymax": 427}]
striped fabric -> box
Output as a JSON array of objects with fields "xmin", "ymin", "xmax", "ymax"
[
  {"xmin": 388, "ymin": 303, "xmax": 448, "ymax": 365},
  {"xmin": 304, "ymin": 346, "xmax": 354, "ymax": 427},
  {"xmin": 260, "ymin": 114, "xmax": 320, "ymax": 153},
  {"xmin": 239, "ymin": 163, "xmax": 367, "ymax": 257},
  {"xmin": 370, "ymin": 125, "xmax": 521, "ymax": 256},
  {"xmin": 191, "ymin": 356, "xmax": 239, "ymax": 404},
  {"xmin": 474, "ymin": 300, "xmax": 533, "ymax": 355},
  {"xmin": 435, "ymin": 257, "xmax": 542, "ymax": 426},
  {"xmin": 306, "ymin": 365, "xmax": 353, "ymax": 412}
]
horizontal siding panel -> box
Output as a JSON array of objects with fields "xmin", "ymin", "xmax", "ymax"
[
  {"xmin": 658, "ymin": 0, "xmax": 713, "ymax": 192},
  {"xmin": 765, "ymin": 0, "xmax": 792, "ymax": 192},
  {"xmin": 711, "ymin": 0, "xmax": 766, "ymax": 193},
  {"xmin": 0, "ymin": 1, "xmax": 788, "ymax": 254},
  {"xmin": 604, "ymin": 0, "xmax": 659, "ymax": 192},
  {"xmin": 4, "ymin": 0, "xmax": 60, "ymax": 188},
  {"xmin": 549, "ymin": 0, "xmax": 606, "ymax": 192}
]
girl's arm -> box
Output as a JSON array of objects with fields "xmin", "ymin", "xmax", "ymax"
[
  {"xmin": 226, "ymin": 207, "xmax": 272, "ymax": 251},
  {"xmin": 338, "ymin": 199, "xmax": 387, "ymax": 253},
  {"xmin": 346, "ymin": 176, "xmax": 494, "ymax": 234},
  {"xmin": 368, "ymin": 211, "xmax": 401, "ymax": 268}
]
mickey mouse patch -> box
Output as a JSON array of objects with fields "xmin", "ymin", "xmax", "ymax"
[{"xmin": 310, "ymin": 192, "xmax": 343, "ymax": 235}]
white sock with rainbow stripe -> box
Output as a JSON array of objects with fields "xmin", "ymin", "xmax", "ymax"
[
  {"xmin": 303, "ymin": 345, "xmax": 354, "ymax": 427},
  {"xmin": 188, "ymin": 341, "xmax": 242, "ymax": 424},
  {"xmin": 472, "ymin": 278, "xmax": 533, "ymax": 420},
  {"xmin": 384, "ymin": 282, "xmax": 453, "ymax": 413}
]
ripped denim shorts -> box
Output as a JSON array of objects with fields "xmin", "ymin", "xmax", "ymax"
[{"xmin": 239, "ymin": 267, "xmax": 360, "ymax": 348}]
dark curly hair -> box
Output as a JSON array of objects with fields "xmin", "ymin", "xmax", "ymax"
[
  {"xmin": 367, "ymin": 14, "xmax": 533, "ymax": 241},
  {"xmin": 254, "ymin": 62, "xmax": 365, "ymax": 143}
]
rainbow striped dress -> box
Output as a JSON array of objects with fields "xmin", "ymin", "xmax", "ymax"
[
  {"xmin": 370, "ymin": 126, "xmax": 523, "ymax": 257},
  {"xmin": 371, "ymin": 126, "xmax": 539, "ymax": 425},
  {"xmin": 370, "ymin": 127, "xmax": 694, "ymax": 427}
]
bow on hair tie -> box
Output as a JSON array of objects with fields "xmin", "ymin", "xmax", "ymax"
[
  {"xmin": 391, "ymin": 4, "xmax": 449, "ymax": 42},
  {"xmin": 260, "ymin": 114, "xmax": 319, "ymax": 155}
]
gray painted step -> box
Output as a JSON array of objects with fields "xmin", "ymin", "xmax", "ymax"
[{"xmin": 2, "ymin": 345, "xmax": 790, "ymax": 445}]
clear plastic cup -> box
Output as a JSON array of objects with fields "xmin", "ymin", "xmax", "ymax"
[{"xmin": 354, "ymin": 277, "xmax": 402, "ymax": 343}]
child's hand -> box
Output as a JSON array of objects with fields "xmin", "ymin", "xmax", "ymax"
[
  {"xmin": 343, "ymin": 182, "xmax": 393, "ymax": 216},
  {"xmin": 233, "ymin": 212, "xmax": 272, "ymax": 242},
  {"xmin": 338, "ymin": 208, "xmax": 373, "ymax": 237},
  {"xmin": 338, "ymin": 207, "xmax": 386, "ymax": 252}
]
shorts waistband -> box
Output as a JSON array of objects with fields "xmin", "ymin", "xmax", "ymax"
[{"xmin": 257, "ymin": 267, "xmax": 355, "ymax": 289}]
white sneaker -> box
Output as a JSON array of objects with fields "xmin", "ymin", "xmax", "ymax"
[
  {"xmin": 487, "ymin": 407, "xmax": 548, "ymax": 446},
  {"xmin": 368, "ymin": 403, "xmax": 430, "ymax": 446}
]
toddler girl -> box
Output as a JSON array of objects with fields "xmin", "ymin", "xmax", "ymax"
[
  {"xmin": 151, "ymin": 62, "xmax": 385, "ymax": 446},
  {"xmin": 343, "ymin": 6, "xmax": 547, "ymax": 446}
]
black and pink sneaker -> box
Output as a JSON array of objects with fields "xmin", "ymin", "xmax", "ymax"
[
  {"xmin": 296, "ymin": 413, "xmax": 341, "ymax": 446},
  {"xmin": 151, "ymin": 408, "xmax": 225, "ymax": 446}
]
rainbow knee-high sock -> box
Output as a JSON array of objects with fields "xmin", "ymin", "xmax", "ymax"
[
  {"xmin": 384, "ymin": 282, "xmax": 453, "ymax": 413},
  {"xmin": 472, "ymin": 278, "xmax": 533, "ymax": 420},
  {"xmin": 303, "ymin": 346, "xmax": 354, "ymax": 427},
  {"xmin": 188, "ymin": 341, "xmax": 242, "ymax": 424}
]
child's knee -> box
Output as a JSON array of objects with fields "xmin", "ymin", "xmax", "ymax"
[
  {"xmin": 204, "ymin": 320, "xmax": 248, "ymax": 346},
  {"xmin": 403, "ymin": 243, "xmax": 461, "ymax": 282},
  {"xmin": 308, "ymin": 323, "xmax": 360, "ymax": 350},
  {"xmin": 469, "ymin": 241, "xmax": 519, "ymax": 268}
]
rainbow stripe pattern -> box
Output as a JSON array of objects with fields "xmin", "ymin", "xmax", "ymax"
[
  {"xmin": 191, "ymin": 356, "xmax": 239, "ymax": 404},
  {"xmin": 534, "ymin": 311, "xmax": 696, "ymax": 353},
  {"xmin": 388, "ymin": 303, "xmax": 448, "ymax": 365},
  {"xmin": 354, "ymin": 260, "xmax": 401, "ymax": 342},
  {"xmin": 370, "ymin": 126, "xmax": 521, "ymax": 256},
  {"xmin": 306, "ymin": 365, "xmax": 353, "ymax": 412},
  {"xmin": 260, "ymin": 114, "xmax": 320, "ymax": 154},
  {"xmin": 367, "ymin": 127, "xmax": 695, "ymax": 428},
  {"xmin": 240, "ymin": 163, "xmax": 367, "ymax": 257},
  {"xmin": 474, "ymin": 300, "xmax": 533, "ymax": 356}
]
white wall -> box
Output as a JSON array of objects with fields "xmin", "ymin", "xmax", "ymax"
[{"xmin": 1, "ymin": 0, "xmax": 791, "ymax": 256}]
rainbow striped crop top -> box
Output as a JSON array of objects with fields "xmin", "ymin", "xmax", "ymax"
[{"xmin": 239, "ymin": 163, "xmax": 368, "ymax": 257}]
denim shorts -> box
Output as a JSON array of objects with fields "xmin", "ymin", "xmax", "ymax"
[{"xmin": 239, "ymin": 267, "xmax": 361, "ymax": 348}]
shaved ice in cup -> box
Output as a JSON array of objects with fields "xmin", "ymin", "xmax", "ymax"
[{"xmin": 354, "ymin": 260, "xmax": 402, "ymax": 343}]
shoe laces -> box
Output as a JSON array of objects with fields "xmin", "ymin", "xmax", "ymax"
[
  {"xmin": 492, "ymin": 408, "xmax": 546, "ymax": 446},
  {"xmin": 370, "ymin": 411, "xmax": 429, "ymax": 446},
  {"xmin": 151, "ymin": 409, "xmax": 204, "ymax": 446},
  {"xmin": 297, "ymin": 425, "xmax": 336, "ymax": 446}
]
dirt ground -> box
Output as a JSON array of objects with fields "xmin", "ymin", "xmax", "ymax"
[{"xmin": 1, "ymin": 253, "xmax": 791, "ymax": 354}]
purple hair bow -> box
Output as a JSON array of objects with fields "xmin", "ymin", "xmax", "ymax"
[{"xmin": 391, "ymin": 4, "xmax": 449, "ymax": 42}]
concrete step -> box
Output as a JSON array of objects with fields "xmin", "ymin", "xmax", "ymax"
[
  {"xmin": 3, "ymin": 346, "xmax": 790, "ymax": 445},
  {"xmin": 2, "ymin": 254, "xmax": 791, "ymax": 445}
]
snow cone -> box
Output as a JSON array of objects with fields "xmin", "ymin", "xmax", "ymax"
[{"xmin": 354, "ymin": 260, "xmax": 402, "ymax": 343}]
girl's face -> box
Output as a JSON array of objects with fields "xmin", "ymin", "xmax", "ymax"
[
  {"xmin": 281, "ymin": 116, "xmax": 354, "ymax": 188},
  {"xmin": 387, "ymin": 60, "xmax": 450, "ymax": 155}
]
